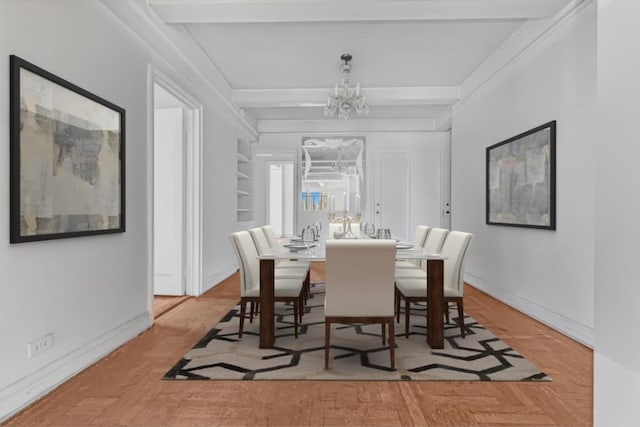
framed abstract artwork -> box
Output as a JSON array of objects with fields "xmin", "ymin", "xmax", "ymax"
[
  {"xmin": 9, "ymin": 55, "xmax": 125, "ymax": 243},
  {"xmin": 486, "ymin": 121, "xmax": 556, "ymax": 230}
]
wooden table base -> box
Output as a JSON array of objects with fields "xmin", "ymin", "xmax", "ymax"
[{"xmin": 259, "ymin": 257, "xmax": 445, "ymax": 349}]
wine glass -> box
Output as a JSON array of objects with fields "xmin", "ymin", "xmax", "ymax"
[
  {"xmin": 302, "ymin": 226, "xmax": 315, "ymax": 255},
  {"xmin": 384, "ymin": 228, "xmax": 392, "ymax": 239},
  {"xmin": 365, "ymin": 223, "xmax": 376, "ymax": 237}
]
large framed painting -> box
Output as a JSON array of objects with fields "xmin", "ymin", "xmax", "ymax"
[
  {"xmin": 486, "ymin": 121, "xmax": 556, "ymax": 230},
  {"xmin": 9, "ymin": 55, "xmax": 125, "ymax": 243}
]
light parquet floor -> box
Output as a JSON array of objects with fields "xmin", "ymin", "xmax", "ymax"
[{"xmin": 7, "ymin": 263, "xmax": 592, "ymax": 426}]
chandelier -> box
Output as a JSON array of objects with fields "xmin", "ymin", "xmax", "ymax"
[{"xmin": 324, "ymin": 54, "xmax": 369, "ymax": 120}]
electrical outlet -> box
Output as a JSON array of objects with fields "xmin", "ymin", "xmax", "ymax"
[{"xmin": 27, "ymin": 333, "xmax": 53, "ymax": 358}]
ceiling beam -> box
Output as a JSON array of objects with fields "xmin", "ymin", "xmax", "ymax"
[
  {"xmin": 233, "ymin": 87, "xmax": 460, "ymax": 108},
  {"xmin": 149, "ymin": 0, "xmax": 570, "ymax": 24},
  {"xmin": 257, "ymin": 118, "xmax": 439, "ymax": 134}
]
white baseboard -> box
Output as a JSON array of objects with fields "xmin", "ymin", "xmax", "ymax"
[
  {"xmin": 465, "ymin": 273, "xmax": 594, "ymax": 348},
  {"xmin": 0, "ymin": 312, "xmax": 151, "ymax": 423},
  {"xmin": 202, "ymin": 266, "xmax": 238, "ymax": 294}
]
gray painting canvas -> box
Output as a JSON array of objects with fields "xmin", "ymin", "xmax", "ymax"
[
  {"xmin": 487, "ymin": 122, "xmax": 555, "ymax": 229},
  {"xmin": 14, "ymin": 66, "xmax": 123, "ymax": 240}
]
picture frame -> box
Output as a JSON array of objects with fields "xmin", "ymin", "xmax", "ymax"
[
  {"xmin": 10, "ymin": 55, "xmax": 125, "ymax": 243},
  {"xmin": 301, "ymin": 136, "xmax": 365, "ymax": 212},
  {"xmin": 486, "ymin": 121, "xmax": 556, "ymax": 230}
]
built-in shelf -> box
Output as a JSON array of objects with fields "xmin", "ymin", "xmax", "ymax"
[
  {"xmin": 236, "ymin": 153, "xmax": 251, "ymax": 163},
  {"xmin": 236, "ymin": 139, "xmax": 254, "ymax": 222}
]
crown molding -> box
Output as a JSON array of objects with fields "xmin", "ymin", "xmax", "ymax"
[
  {"xmin": 455, "ymin": 0, "xmax": 594, "ymax": 113},
  {"xmin": 434, "ymin": 107, "xmax": 453, "ymax": 131},
  {"xmin": 99, "ymin": 0, "xmax": 258, "ymax": 138},
  {"xmin": 149, "ymin": 0, "xmax": 570, "ymax": 24}
]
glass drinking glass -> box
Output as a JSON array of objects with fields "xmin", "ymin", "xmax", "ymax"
[
  {"xmin": 302, "ymin": 226, "xmax": 315, "ymax": 254},
  {"xmin": 365, "ymin": 223, "xmax": 375, "ymax": 237}
]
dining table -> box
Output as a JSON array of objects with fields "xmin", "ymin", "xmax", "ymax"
[{"xmin": 257, "ymin": 237, "xmax": 446, "ymax": 349}]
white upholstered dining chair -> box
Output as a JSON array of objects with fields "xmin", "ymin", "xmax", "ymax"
[
  {"xmin": 261, "ymin": 225, "xmax": 279, "ymax": 248},
  {"xmin": 394, "ymin": 227, "xmax": 449, "ymax": 279},
  {"xmin": 324, "ymin": 239, "xmax": 397, "ymax": 369},
  {"xmin": 395, "ymin": 225, "xmax": 431, "ymax": 269},
  {"xmin": 249, "ymin": 227, "xmax": 310, "ymax": 271},
  {"xmin": 395, "ymin": 230, "xmax": 473, "ymax": 338},
  {"xmin": 248, "ymin": 227, "xmax": 310, "ymax": 303},
  {"xmin": 230, "ymin": 231, "xmax": 305, "ymax": 338}
]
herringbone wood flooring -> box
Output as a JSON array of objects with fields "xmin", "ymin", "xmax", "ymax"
[{"xmin": 7, "ymin": 263, "xmax": 592, "ymax": 426}]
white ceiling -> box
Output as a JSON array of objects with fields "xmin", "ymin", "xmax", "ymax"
[
  {"xmin": 185, "ymin": 20, "xmax": 523, "ymax": 89},
  {"xmin": 147, "ymin": 0, "xmax": 577, "ymax": 126}
]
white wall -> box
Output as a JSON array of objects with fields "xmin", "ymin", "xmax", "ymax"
[
  {"xmin": 98, "ymin": 0, "xmax": 259, "ymax": 294},
  {"xmin": 595, "ymin": 0, "xmax": 640, "ymax": 425},
  {"xmin": 0, "ymin": 0, "xmax": 254, "ymax": 420},
  {"xmin": 450, "ymin": 4, "xmax": 596, "ymax": 345},
  {"xmin": 257, "ymin": 131, "xmax": 451, "ymax": 240},
  {"xmin": 0, "ymin": 1, "xmax": 151, "ymax": 420},
  {"xmin": 201, "ymin": 113, "xmax": 242, "ymax": 289}
]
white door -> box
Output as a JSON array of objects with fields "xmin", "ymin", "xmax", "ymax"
[
  {"xmin": 373, "ymin": 152, "xmax": 409, "ymax": 240},
  {"xmin": 267, "ymin": 161, "xmax": 295, "ymax": 237},
  {"xmin": 153, "ymin": 107, "xmax": 184, "ymax": 295}
]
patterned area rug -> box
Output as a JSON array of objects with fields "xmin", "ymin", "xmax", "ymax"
[{"xmin": 164, "ymin": 284, "xmax": 549, "ymax": 381}]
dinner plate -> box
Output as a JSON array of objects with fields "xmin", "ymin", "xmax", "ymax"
[
  {"xmin": 396, "ymin": 243, "xmax": 414, "ymax": 250},
  {"xmin": 283, "ymin": 243, "xmax": 316, "ymax": 250},
  {"xmin": 289, "ymin": 236, "xmax": 318, "ymax": 242}
]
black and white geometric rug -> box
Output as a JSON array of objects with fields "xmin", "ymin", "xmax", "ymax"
[{"xmin": 164, "ymin": 284, "xmax": 550, "ymax": 381}]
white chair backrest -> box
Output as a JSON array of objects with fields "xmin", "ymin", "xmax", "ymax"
[
  {"xmin": 411, "ymin": 225, "xmax": 431, "ymax": 247},
  {"xmin": 423, "ymin": 227, "xmax": 448, "ymax": 253},
  {"xmin": 261, "ymin": 225, "xmax": 278, "ymax": 248},
  {"xmin": 440, "ymin": 231, "xmax": 474, "ymax": 296},
  {"xmin": 325, "ymin": 239, "xmax": 396, "ymax": 317},
  {"xmin": 249, "ymin": 227, "xmax": 271, "ymax": 255},
  {"xmin": 230, "ymin": 231, "xmax": 260, "ymax": 297}
]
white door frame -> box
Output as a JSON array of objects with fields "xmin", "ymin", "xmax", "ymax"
[{"xmin": 147, "ymin": 65, "xmax": 203, "ymax": 301}]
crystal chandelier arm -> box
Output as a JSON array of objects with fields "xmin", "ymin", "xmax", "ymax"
[{"xmin": 324, "ymin": 53, "xmax": 369, "ymax": 120}]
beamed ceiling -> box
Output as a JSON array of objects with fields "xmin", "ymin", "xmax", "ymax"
[{"xmin": 146, "ymin": 0, "xmax": 583, "ymax": 129}]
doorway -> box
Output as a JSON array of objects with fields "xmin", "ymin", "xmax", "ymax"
[
  {"xmin": 153, "ymin": 84, "xmax": 186, "ymax": 296},
  {"xmin": 267, "ymin": 161, "xmax": 295, "ymax": 236},
  {"xmin": 151, "ymin": 77, "xmax": 202, "ymax": 304}
]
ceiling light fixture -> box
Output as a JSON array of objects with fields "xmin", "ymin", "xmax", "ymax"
[{"xmin": 324, "ymin": 54, "xmax": 369, "ymax": 120}]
